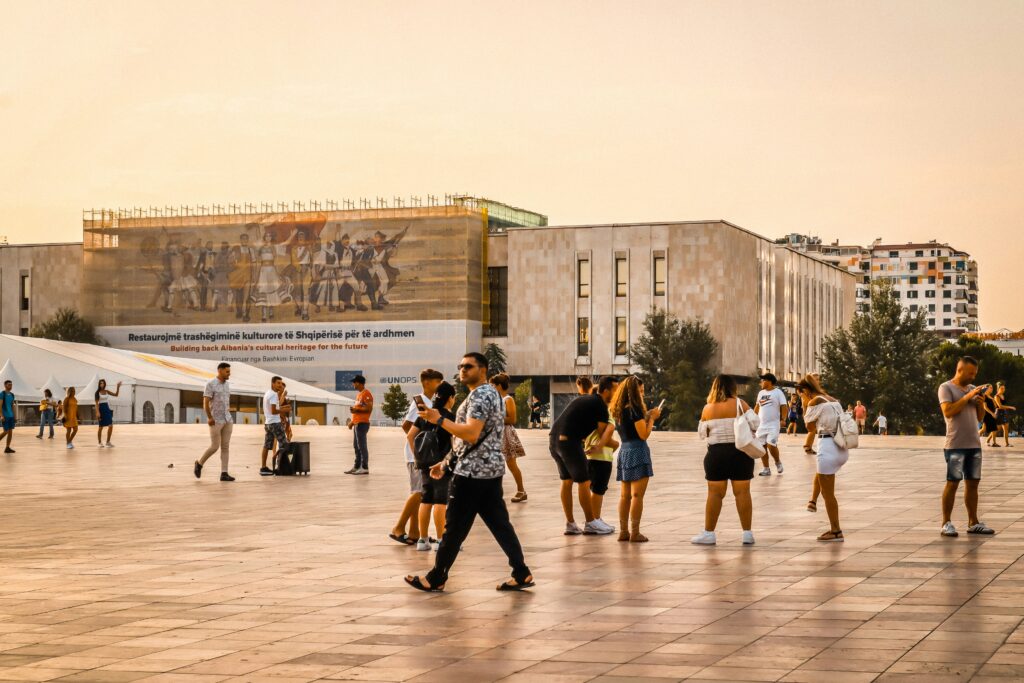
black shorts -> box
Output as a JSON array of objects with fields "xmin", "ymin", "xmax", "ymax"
[
  {"xmin": 588, "ymin": 459, "xmax": 613, "ymax": 495},
  {"xmin": 549, "ymin": 436, "xmax": 590, "ymax": 483},
  {"xmin": 704, "ymin": 443, "xmax": 755, "ymax": 481},
  {"xmin": 421, "ymin": 471, "xmax": 452, "ymax": 505}
]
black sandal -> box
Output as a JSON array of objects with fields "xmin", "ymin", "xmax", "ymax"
[
  {"xmin": 404, "ymin": 575, "xmax": 444, "ymax": 592},
  {"xmin": 497, "ymin": 577, "xmax": 535, "ymax": 592},
  {"xmin": 389, "ymin": 533, "xmax": 416, "ymax": 546}
]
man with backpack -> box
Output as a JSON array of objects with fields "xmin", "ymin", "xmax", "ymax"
[
  {"xmin": 0, "ymin": 380, "xmax": 16, "ymax": 454},
  {"xmin": 408, "ymin": 381, "xmax": 457, "ymax": 551}
]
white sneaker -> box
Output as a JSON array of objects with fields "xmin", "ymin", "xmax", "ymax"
[
  {"xmin": 583, "ymin": 521, "xmax": 614, "ymax": 535},
  {"xmin": 758, "ymin": 467, "xmax": 771, "ymax": 477},
  {"xmin": 66, "ymin": 443, "xmax": 74, "ymax": 450},
  {"xmin": 105, "ymin": 443, "xmax": 114, "ymax": 448},
  {"xmin": 97, "ymin": 443, "xmax": 105, "ymax": 448},
  {"xmin": 775, "ymin": 462, "xmax": 784, "ymax": 474},
  {"xmin": 416, "ymin": 538, "xmax": 431, "ymax": 551},
  {"xmin": 742, "ymin": 530, "xmax": 755, "ymax": 545},
  {"xmin": 691, "ymin": 530, "xmax": 717, "ymax": 545},
  {"xmin": 940, "ymin": 521, "xmax": 958, "ymax": 537},
  {"xmin": 564, "ymin": 522, "xmax": 583, "ymax": 536},
  {"xmin": 594, "ymin": 518, "xmax": 616, "ymax": 533}
]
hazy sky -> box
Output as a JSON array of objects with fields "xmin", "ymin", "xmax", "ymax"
[{"xmin": 2, "ymin": 1, "xmax": 1022, "ymax": 329}]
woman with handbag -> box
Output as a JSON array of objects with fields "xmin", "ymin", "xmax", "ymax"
[
  {"xmin": 610, "ymin": 376, "xmax": 661, "ymax": 543},
  {"xmin": 693, "ymin": 375, "xmax": 759, "ymax": 546},
  {"xmin": 797, "ymin": 374, "xmax": 848, "ymax": 542},
  {"xmin": 406, "ymin": 381, "xmax": 457, "ymax": 552}
]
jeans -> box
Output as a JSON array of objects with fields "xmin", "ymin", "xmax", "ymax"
[
  {"xmin": 199, "ymin": 422, "xmax": 233, "ymax": 472},
  {"xmin": 426, "ymin": 475, "xmax": 531, "ymax": 588},
  {"xmin": 352, "ymin": 422, "xmax": 370, "ymax": 469},
  {"xmin": 38, "ymin": 409, "xmax": 56, "ymax": 437}
]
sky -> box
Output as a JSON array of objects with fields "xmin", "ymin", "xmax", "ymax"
[{"xmin": 2, "ymin": 1, "xmax": 1022, "ymax": 329}]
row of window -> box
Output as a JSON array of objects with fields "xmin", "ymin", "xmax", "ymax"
[
  {"xmin": 577, "ymin": 316, "xmax": 629, "ymax": 358},
  {"xmin": 578, "ymin": 255, "xmax": 666, "ymax": 299},
  {"xmin": 877, "ymin": 260, "xmax": 966, "ymax": 272}
]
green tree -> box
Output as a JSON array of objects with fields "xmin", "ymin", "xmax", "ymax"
[
  {"xmin": 513, "ymin": 378, "xmax": 533, "ymax": 428},
  {"xmin": 380, "ymin": 384, "xmax": 410, "ymax": 425},
  {"xmin": 30, "ymin": 308, "xmax": 107, "ymax": 345},
  {"xmin": 819, "ymin": 282, "xmax": 939, "ymax": 434},
  {"xmin": 630, "ymin": 310, "xmax": 719, "ymax": 430},
  {"xmin": 931, "ymin": 337, "xmax": 1024, "ymax": 432},
  {"xmin": 483, "ymin": 343, "xmax": 508, "ymax": 375}
]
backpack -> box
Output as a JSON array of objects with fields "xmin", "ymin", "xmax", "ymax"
[
  {"xmin": 273, "ymin": 447, "xmax": 295, "ymax": 476},
  {"xmin": 832, "ymin": 402, "xmax": 860, "ymax": 450},
  {"xmin": 414, "ymin": 427, "xmax": 447, "ymax": 469}
]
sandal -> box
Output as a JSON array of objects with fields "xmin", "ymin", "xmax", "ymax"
[
  {"xmin": 817, "ymin": 529, "xmax": 844, "ymax": 542},
  {"xmin": 389, "ymin": 533, "xmax": 416, "ymax": 546},
  {"xmin": 804, "ymin": 447, "xmax": 815, "ymax": 454},
  {"xmin": 404, "ymin": 575, "xmax": 444, "ymax": 592},
  {"xmin": 806, "ymin": 501, "xmax": 817, "ymax": 512},
  {"xmin": 618, "ymin": 531, "xmax": 630, "ymax": 542},
  {"xmin": 629, "ymin": 533, "xmax": 649, "ymax": 543},
  {"xmin": 497, "ymin": 576, "xmax": 535, "ymax": 591},
  {"xmin": 511, "ymin": 491, "xmax": 528, "ymax": 503}
]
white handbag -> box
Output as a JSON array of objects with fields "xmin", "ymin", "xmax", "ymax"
[
  {"xmin": 734, "ymin": 398, "xmax": 766, "ymax": 459},
  {"xmin": 832, "ymin": 402, "xmax": 860, "ymax": 450}
]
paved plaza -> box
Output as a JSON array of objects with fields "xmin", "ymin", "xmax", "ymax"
[{"xmin": 1, "ymin": 424, "xmax": 1023, "ymax": 682}]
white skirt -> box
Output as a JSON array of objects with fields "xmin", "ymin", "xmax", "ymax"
[{"xmin": 816, "ymin": 436, "xmax": 849, "ymax": 475}]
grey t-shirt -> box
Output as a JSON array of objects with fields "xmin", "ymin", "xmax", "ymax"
[{"xmin": 938, "ymin": 381, "xmax": 982, "ymax": 450}]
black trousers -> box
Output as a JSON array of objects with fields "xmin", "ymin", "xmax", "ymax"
[
  {"xmin": 426, "ymin": 474, "xmax": 531, "ymax": 587},
  {"xmin": 352, "ymin": 422, "xmax": 370, "ymax": 469}
]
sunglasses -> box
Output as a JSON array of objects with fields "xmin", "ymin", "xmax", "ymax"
[{"xmin": 457, "ymin": 363, "xmax": 479, "ymax": 371}]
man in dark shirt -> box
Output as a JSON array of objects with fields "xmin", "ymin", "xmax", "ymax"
[{"xmin": 550, "ymin": 376, "xmax": 617, "ymax": 536}]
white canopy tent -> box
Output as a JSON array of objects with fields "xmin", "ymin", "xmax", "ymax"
[
  {"xmin": 0, "ymin": 335, "xmax": 353, "ymax": 424},
  {"xmin": 39, "ymin": 374, "xmax": 65, "ymax": 401}
]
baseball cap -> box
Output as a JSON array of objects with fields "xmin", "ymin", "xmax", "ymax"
[{"xmin": 759, "ymin": 373, "xmax": 777, "ymax": 384}]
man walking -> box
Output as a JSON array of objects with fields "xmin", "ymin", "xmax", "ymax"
[
  {"xmin": 854, "ymin": 400, "xmax": 867, "ymax": 434},
  {"xmin": 259, "ymin": 376, "xmax": 291, "ymax": 476},
  {"xmin": 404, "ymin": 352, "xmax": 533, "ymax": 592},
  {"xmin": 390, "ymin": 368, "xmax": 444, "ymax": 545},
  {"xmin": 939, "ymin": 356, "xmax": 994, "ymax": 537},
  {"xmin": 0, "ymin": 380, "xmax": 16, "ymax": 454},
  {"xmin": 195, "ymin": 362, "xmax": 235, "ymax": 482},
  {"xmin": 550, "ymin": 379, "xmax": 616, "ymax": 535},
  {"xmin": 755, "ymin": 373, "xmax": 787, "ymax": 476},
  {"xmin": 346, "ymin": 375, "xmax": 373, "ymax": 474}
]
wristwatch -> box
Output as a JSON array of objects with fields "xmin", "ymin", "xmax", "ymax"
[{"xmin": 436, "ymin": 416, "xmax": 445, "ymax": 428}]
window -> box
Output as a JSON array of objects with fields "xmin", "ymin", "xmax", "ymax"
[
  {"xmin": 915, "ymin": 250, "xmax": 924, "ymax": 257},
  {"xmin": 909, "ymin": 262, "xmax": 918, "ymax": 271},
  {"xmin": 142, "ymin": 401, "xmax": 155, "ymax": 424},
  {"xmin": 943, "ymin": 275, "xmax": 951, "ymax": 285},
  {"xmin": 653, "ymin": 255, "xmax": 666, "ymax": 296},
  {"xmin": 928, "ymin": 276, "xmax": 936, "ymax": 284},
  {"xmin": 907, "ymin": 290, "xmax": 918, "ymax": 299},
  {"xmin": 485, "ymin": 267, "xmax": 508, "ymax": 337},
  {"xmin": 577, "ymin": 317, "xmax": 590, "ymax": 356},
  {"xmin": 909, "ymin": 304, "xmax": 918, "ymax": 312},
  {"xmin": 19, "ymin": 274, "xmax": 30, "ymax": 311},
  {"xmin": 927, "ymin": 318, "xmax": 935, "ymax": 326},
  {"xmin": 956, "ymin": 260, "xmax": 965, "ymax": 270},
  {"xmin": 909, "ymin": 276, "xmax": 918, "ymax": 284},
  {"xmin": 615, "ymin": 317, "xmax": 628, "ymax": 356},
  {"xmin": 928, "ymin": 261, "xmax": 936, "ymax": 270},
  {"xmin": 925, "ymin": 290, "xmax": 936, "ymax": 298},
  {"xmin": 943, "ymin": 290, "xmax": 952, "ymax": 299},
  {"xmin": 944, "ymin": 262, "xmax": 952, "ymax": 270},
  {"xmin": 164, "ymin": 403, "xmax": 175, "ymax": 424},
  {"xmin": 19, "ymin": 327, "xmax": 28, "ymax": 337},
  {"xmin": 929, "ymin": 304, "xmax": 935, "ymax": 312},
  {"xmin": 943, "ymin": 318, "xmax": 952, "ymax": 326},
  {"xmin": 862, "ymin": 275, "xmax": 870, "ymax": 284},
  {"xmin": 577, "ymin": 258, "xmax": 591, "ymax": 298},
  {"xmin": 892, "ymin": 290, "xmax": 901, "ymax": 298},
  {"xmin": 889, "ymin": 250, "xmax": 898, "ymax": 258},
  {"xmin": 615, "ymin": 257, "xmax": 628, "ymax": 297},
  {"xmin": 943, "ymin": 304, "xmax": 952, "ymax": 312}
]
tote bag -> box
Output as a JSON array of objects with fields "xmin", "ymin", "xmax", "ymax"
[{"xmin": 734, "ymin": 398, "xmax": 766, "ymax": 459}]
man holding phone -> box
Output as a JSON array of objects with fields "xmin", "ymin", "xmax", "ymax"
[{"xmin": 938, "ymin": 356, "xmax": 994, "ymax": 537}]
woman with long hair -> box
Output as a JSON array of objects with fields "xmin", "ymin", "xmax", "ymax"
[
  {"xmin": 37, "ymin": 389, "xmax": 56, "ymax": 440},
  {"xmin": 94, "ymin": 380, "xmax": 121, "ymax": 448},
  {"xmin": 786, "ymin": 394, "xmax": 802, "ymax": 435},
  {"xmin": 490, "ymin": 374, "xmax": 528, "ymax": 503},
  {"xmin": 982, "ymin": 385, "xmax": 999, "ymax": 447},
  {"xmin": 994, "ymin": 382, "xmax": 1016, "ymax": 447},
  {"xmin": 797, "ymin": 374, "xmax": 848, "ymax": 542},
  {"xmin": 63, "ymin": 387, "xmax": 79, "ymax": 449},
  {"xmin": 609, "ymin": 376, "xmax": 660, "ymax": 542},
  {"xmin": 693, "ymin": 374, "xmax": 758, "ymax": 546}
]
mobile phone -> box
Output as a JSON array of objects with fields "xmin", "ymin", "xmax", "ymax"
[
  {"xmin": 657, "ymin": 399, "xmax": 666, "ymax": 411},
  {"xmin": 413, "ymin": 395, "xmax": 427, "ymax": 410}
]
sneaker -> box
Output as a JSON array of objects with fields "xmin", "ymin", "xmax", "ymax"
[
  {"xmin": 583, "ymin": 521, "xmax": 613, "ymax": 535},
  {"xmin": 416, "ymin": 538, "xmax": 431, "ymax": 551},
  {"xmin": 940, "ymin": 521, "xmax": 958, "ymax": 537},
  {"xmin": 219, "ymin": 472, "xmax": 235, "ymax": 482},
  {"xmin": 776, "ymin": 462, "xmax": 784, "ymax": 474},
  {"xmin": 35, "ymin": 434, "xmax": 42, "ymax": 439},
  {"xmin": 3, "ymin": 448, "xmax": 14, "ymax": 454},
  {"xmin": 758, "ymin": 467, "xmax": 771, "ymax": 477},
  {"xmin": 97, "ymin": 443, "xmax": 105, "ymax": 448},
  {"xmin": 967, "ymin": 522, "xmax": 995, "ymax": 535},
  {"xmin": 564, "ymin": 522, "xmax": 583, "ymax": 536},
  {"xmin": 105, "ymin": 443, "xmax": 114, "ymax": 448},
  {"xmin": 194, "ymin": 461, "xmax": 202, "ymax": 479},
  {"xmin": 742, "ymin": 530, "xmax": 755, "ymax": 545},
  {"xmin": 593, "ymin": 518, "xmax": 616, "ymax": 533},
  {"xmin": 66, "ymin": 443, "xmax": 74, "ymax": 450},
  {"xmin": 259, "ymin": 467, "xmax": 274, "ymax": 476},
  {"xmin": 355, "ymin": 468, "xmax": 369, "ymax": 475},
  {"xmin": 344, "ymin": 467, "xmax": 359, "ymax": 475},
  {"xmin": 691, "ymin": 530, "xmax": 717, "ymax": 545}
]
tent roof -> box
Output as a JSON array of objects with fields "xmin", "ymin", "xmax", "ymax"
[
  {"xmin": 0, "ymin": 359, "xmax": 40, "ymax": 398},
  {"xmin": 0, "ymin": 335, "xmax": 353, "ymax": 406},
  {"xmin": 39, "ymin": 374, "xmax": 64, "ymax": 398}
]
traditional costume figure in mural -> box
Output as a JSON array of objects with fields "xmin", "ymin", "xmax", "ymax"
[
  {"xmin": 362, "ymin": 225, "xmax": 408, "ymax": 309},
  {"xmin": 287, "ymin": 230, "xmax": 314, "ymax": 321},
  {"xmin": 229, "ymin": 232, "xmax": 256, "ymax": 322},
  {"xmin": 336, "ymin": 233, "xmax": 369, "ymax": 312},
  {"xmin": 253, "ymin": 229, "xmax": 297, "ymax": 323},
  {"xmin": 309, "ymin": 238, "xmax": 328, "ymax": 313}
]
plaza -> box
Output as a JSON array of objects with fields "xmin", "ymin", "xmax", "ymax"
[{"xmin": 1, "ymin": 425, "xmax": 1023, "ymax": 682}]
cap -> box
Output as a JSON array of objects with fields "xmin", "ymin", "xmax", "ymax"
[{"xmin": 759, "ymin": 373, "xmax": 777, "ymax": 384}]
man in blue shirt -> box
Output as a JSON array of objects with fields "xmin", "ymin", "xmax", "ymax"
[{"xmin": 1, "ymin": 380, "xmax": 17, "ymax": 454}]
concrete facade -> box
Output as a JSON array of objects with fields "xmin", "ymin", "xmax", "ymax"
[{"xmin": 0, "ymin": 243, "xmax": 83, "ymax": 337}]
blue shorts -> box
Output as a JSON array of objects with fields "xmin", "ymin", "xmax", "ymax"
[
  {"xmin": 945, "ymin": 448, "xmax": 982, "ymax": 482},
  {"xmin": 2, "ymin": 417, "xmax": 14, "ymax": 431}
]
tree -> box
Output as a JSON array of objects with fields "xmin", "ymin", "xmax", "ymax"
[
  {"xmin": 483, "ymin": 343, "xmax": 508, "ymax": 375},
  {"xmin": 513, "ymin": 379, "xmax": 533, "ymax": 428},
  {"xmin": 931, "ymin": 337, "xmax": 1024, "ymax": 433},
  {"xmin": 30, "ymin": 308, "xmax": 107, "ymax": 346},
  {"xmin": 380, "ymin": 384, "xmax": 410, "ymax": 425},
  {"xmin": 630, "ymin": 310, "xmax": 719, "ymax": 430},
  {"xmin": 819, "ymin": 282, "xmax": 939, "ymax": 434}
]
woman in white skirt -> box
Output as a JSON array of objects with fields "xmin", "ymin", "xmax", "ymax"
[{"xmin": 796, "ymin": 374, "xmax": 848, "ymax": 542}]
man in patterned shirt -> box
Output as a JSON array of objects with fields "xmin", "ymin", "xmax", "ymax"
[
  {"xmin": 404, "ymin": 352, "xmax": 534, "ymax": 593},
  {"xmin": 194, "ymin": 362, "xmax": 235, "ymax": 481}
]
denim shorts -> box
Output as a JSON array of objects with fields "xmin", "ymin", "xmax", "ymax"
[{"xmin": 944, "ymin": 448, "xmax": 982, "ymax": 482}]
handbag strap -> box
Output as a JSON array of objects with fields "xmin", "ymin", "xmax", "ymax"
[{"xmin": 736, "ymin": 397, "xmax": 743, "ymax": 418}]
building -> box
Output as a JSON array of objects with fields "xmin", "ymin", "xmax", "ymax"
[
  {"xmin": 783, "ymin": 235, "xmax": 979, "ymax": 338},
  {"xmin": 0, "ymin": 242, "xmax": 82, "ymax": 337},
  {"xmin": 1, "ymin": 199, "xmax": 855, "ymax": 421},
  {"xmin": 966, "ymin": 329, "xmax": 1024, "ymax": 357}
]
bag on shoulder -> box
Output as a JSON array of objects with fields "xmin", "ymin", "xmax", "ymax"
[
  {"xmin": 414, "ymin": 426, "xmax": 447, "ymax": 469},
  {"xmin": 832, "ymin": 403, "xmax": 860, "ymax": 450},
  {"xmin": 734, "ymin": 398, "xmax": 766, "ymax": 460}
]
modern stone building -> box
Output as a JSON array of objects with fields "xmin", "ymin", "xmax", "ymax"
[{"xmin": 0, "ymin": 242, "xmax": 83, "ymax": 337}]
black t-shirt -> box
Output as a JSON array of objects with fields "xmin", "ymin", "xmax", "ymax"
[
  {"xmin": 551, "ymin": 394, "xmax": 609, "ymax": 441},
  {"xmin": 616, "ymin": 406, "xmax": 646, "ymax": 442},
  {"xmin": 414, "ymin": 407, "xmax": 456, "ymax": 467}
]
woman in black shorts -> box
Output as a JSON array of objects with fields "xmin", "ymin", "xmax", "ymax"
[
  {"xmin": 406, "ymin": 381, "xmax": 457, "ymax": 552},
  {"xmin": 982, "ymin": 385, "xmax": 999, "ymax": 447},
  {"xmin": 693, "ymin": 374, "xmax": 758, "ymax": 547}
]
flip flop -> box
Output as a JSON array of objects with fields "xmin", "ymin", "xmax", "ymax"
[
  {"xmin": 405, "ymin": 575, "xmax": 444, "ymax": 592},
  {"xmin": 497, "ymin": 578, "xmax": 535, "ymax": 592},
  {"xmin": 389, "ymin": 533, "xmax": 415, "ymax": 546}
]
